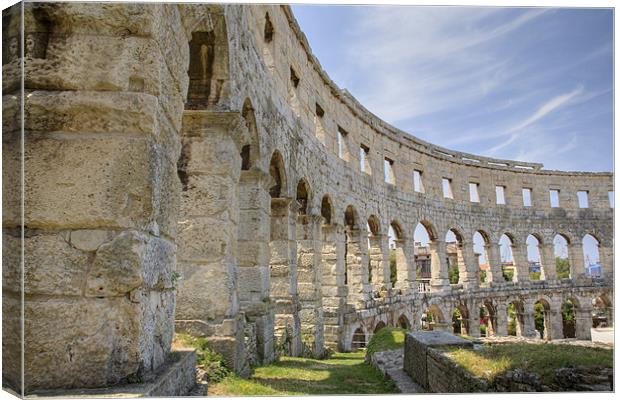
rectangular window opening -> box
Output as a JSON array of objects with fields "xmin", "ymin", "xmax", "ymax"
[
  {"xmin": 577, "ymin": 191, "xmax": 589, "ymax": 208},
  {"xmin": 609, "ymin": 191, "xmax": 614, "ymax": 209},
  {"xmin": 442, "ymin": 178, "xmax": 453, "ymax": 199},
  {"xmin": 495, "ymin": 185, "xmax": 506, "ymax": 205},
  {"xmin": 360, "ymin": 145, "xmax": 371, "ymax": 174},
  {"xmin": 384, "ymin": 157, "xmax": 395, "ymax": 184},
  {"xmin": 413, "ymin": 170, "xmax": 424, "ymax": 193},
  {"xmin": 550, "ymin": 189, "xmax": 560, "ymax": 208},
  {"xmin": 290, "ymin": 66, "xmax": 300, "ymax": 88},
  {"xmin": 469, "ymin": 182, "xmax": 480, "ymax": 203},
  {"xmin": 337, "ymin": 126, "xmax": 349, "ymax": 161},
  {"xmin": 522, "ymin": 188, "xmax": 532, "ymax": 207}
]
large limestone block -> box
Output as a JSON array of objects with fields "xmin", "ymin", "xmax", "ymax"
[
  {"xmin": 3, "ymin": 231, "xmax": 89, "ymax": 296},
  {"xmin": 176, "ymin": 261, "xmax": 235, "ymax": 321},
  {"xmin": 177, "ymin": 217, "xmax": 235, "ymax": 262},
  {"xmin": 181, "ymin": 135, "xmax": 241, "ymax": 177},
  {"xmin": 2, "ymin": 295, "xmax": 22, "ymax": 391},
  {"xmin": 22, "ymin": 297, "xmax": 145, "ymax": 390},
  {"xmin": 180, "ymin": 174, "xmax": 237, "ymax": 218},
  {"xmin": 25, "ymin": 90, "xmax": 158, "ymax": 135},
  {"xmin": 237, "ymin": 240, "xmax": 270, "ymax": 267},
  {"xmin": 22, "ymin": 136, "xmax": 153, "ymax": 229}
]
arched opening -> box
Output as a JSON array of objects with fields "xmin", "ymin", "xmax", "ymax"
[
  {"xmin": 414, "ymin": 222, "xmax": 436, "ymax": 292},
  {"xmin": 367, "ymin": 215, "xmax": 383, "ymax": 293},
  {"xmin": 592, "ymin": 295, "xmax": 612, "ymax": 328},
  {"xmin": 473, "ymin": 231, "xmax": 489, "ymax": 285},
  {"xmin": 421, "ymin": 305, "xmax": 445, "ymax": 331},
  {"xmin": 390, "ymin": 221, "xmax": 411, "ymax": 293},
  {"xmin": 553, "ymin": 234, "xmax": 571, "ymax": 280},
  {"xmin": 269, "ymin": 151, "xmax": 286, "ymax": 198},
  {"xmin": 374, "ymin": 321, "xmax": 387, "ymax": 333},
  {"xmin": 262, "ymin": 12, "xmax": 275, "ymax": 72},
  {"xmin": 507, "ymin": 301, "xmax": 524, "ymax": 337},
  {"xmin": 561, "ymin": 298, "xmax": 577, "ymax": 338},
  {"xmin": 185, "ymin": 10, "xmax": 229, "ymax": 110},
  {"xmin": 398, "ymin": 314, "xmax": 411, "ymax": 330},
  {"xmin": 444, "ymin": 229, "xmax": 462, "ymax": 285},
  {"xmin": 296, "ymin": 178, "xmax": 310, "ymax": 217},
  {"xmin": 451, "ymin": 305, "xmax": 469, "ymax": 335},
  {"xmin": 320, "ymin": 195, "xmax": 332, "ymax": 225},
  {"xmin": 583, "ymin": 234, "xmax": 601, "ymax": 277},
  {"xmin": 534, "ymin": 299, "xmax": 551, "ymax": 340},
  {"xmin": 499, "ymin": 234, "xmax": 515, "ymax": 282},
  {"xmin": 343, "ymin": 205, "xmax": 369, "ymax": 302},
  {"xmin": 526, "ymin": 234, "xmax": 543, "ymax": 281},
  {"xmin": 480, "ymin": 302, "xmax": 496, "ymax": 337},
  {"xmin": 351, "ymin": 328, "xmax": 366, "ymax": 350}
]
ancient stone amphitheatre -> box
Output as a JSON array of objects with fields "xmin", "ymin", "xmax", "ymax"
[{"xmin": 1, "ymin": 2, "xmax": 613, "ymax": 396}]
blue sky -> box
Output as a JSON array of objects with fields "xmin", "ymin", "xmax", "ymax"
[{"xmin": 291, "ymin": 5, "xmax": 613, "ymax": 172}]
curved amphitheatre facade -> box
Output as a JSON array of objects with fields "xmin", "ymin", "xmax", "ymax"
[{"xmin": 1, "ymin": 2, "xmax": 614, "ymax": 392}]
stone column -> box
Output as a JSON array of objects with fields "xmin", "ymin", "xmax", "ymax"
[
  {"xmin": 429, "ymin": 240, "xmax": 450, "ymax": 291},
  {"xmin": 521, "ymin": 303, "xmax": 538, "ymax": 338},
  {"xmin": 296, "ymin": 213, "xmax": 324, "ymax": 357},
  {"xmin": 548, "ymin": 306, "xmax": 564, "ymax": 340},
  {"xmin": 575, "ymin": 305, "xmax": 593, "ymax": 340},
  {"xmin": 486, "ymin": 243, "xmax": 504, "ymax": 285},
  {"xmin": 468, "ymin": 311, "xmax": 481, "ymax": 338},
  {"xmin": 269, "ymin": 198, "xmax": 301, "ymax": 356},
  {"xmin": 345, "ymin": 226, "xmax": 372, "ymax": 305},
  {"xmin": 539, "ymin": 244, "xmax": 557, "ymax": 281},
  {"xmin": 393, "ymin": 238, "xmax": 416, "ymax": 294},
  {"xmin": 459, "ymin": 242, "xmax": 479, "ymax": 289},
  {"xmin": 321, "ymin": 223, "xmax": 346, "ymax": 351},
  {"xmin": 237, "ymin": 169, "xmax": 275, "ymax": 364},
  {"xmin": 511, "ymin": 243, "xmax": 530, "ymax": 284},
  {"xmin": 368, "ymin": 234, "xmax": 389, "ymax": 294},
  {"xmin": 568, "ymin": 242, "xmax": 585, "ymax": 281},
  {"xmin": 495, "ymin": 306, "xmax": 509, "ymax": 336},
  {"xmin": 599, "ymin": 244, "xmax": 614, "ymax": 281}
]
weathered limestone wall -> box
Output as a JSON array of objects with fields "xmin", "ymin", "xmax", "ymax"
[
  {"xmin": 1, "ymin": 2, "xmax": 614, "ymax": 393},
  {"xmin": 2, "ymin": 2, "xmax": 191, "ymax": 392}
]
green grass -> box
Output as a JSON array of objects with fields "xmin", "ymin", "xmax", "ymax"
[
  {"xmin": 209, "ymin": 351, "xmax": 398, "ymax": 396},
  {"xmin": 366, "ymin": 327, "xmax": 406, "ymax": 358},
  {"xmin": 445, "ymin": 343, "xmax": 613, "ymax": 386}
]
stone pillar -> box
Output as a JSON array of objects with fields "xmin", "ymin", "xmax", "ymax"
[
  {"xmin": 495, "ymin": 307, "xmax": 509, "ymax": 336},
  {"xmin": 539, "ymin": 244, "xmax": 557, "ymax": 281},
  {"xmin": 521, "ymin": 303, "xmax": 538, "ymax": 338},
  {"xmin": 599, "ymin": 244, "xmax": 614, "ymax": 281},
  {"xmin": 345, "ymin": 226, "xmax": 372, "ymax": 305},
  {"xmin": 393, "ymin": 238, "xmax": 416, "ymax": 294},
  {"xmin": 511, "ymin": 243, "xmax": 530, "ymax": 283},
  {"xmin": 368, "ymin": 234, "xmax": 389, "ymax": 294},
  {"xmin": 320, "ymin": 223, "xmax": 346, "ymax": 351},
  {"xmin": 459, "ymin": 242, "xmax": 479, "ymax": 289},
  {"xmin": 296, "ymin": 213, "xmax": 324, "ymax": 357},
  {"xmin": 237, "ymin": 169, "xmax": 275, "ymax": 364},
  {"xmin": 269, "ymin": 198, "xmax": 301, "ymax": 356},
  {"xmin": 575, "ymin": 306, "xmax": 593, "ymax": 340},
  {"xmin": 467, "ymin": 311, "xmax": 481, "ymax": 338},
  {"xmin": 548, "ymin": 306, "xmax": 564, "ymax": 340},
  {"xmin": 429, "ymin": 240, "xmax": 450, "ymax": 291},
  {"xmin": 2, "ymin": 2, "xmax": 188, "ymax": 392},
  {"xmin": 486, "ymin": 243, "xmax": 504, "ymax": 284},
  {"xmin": 568, "ymin": 242, "xmax": 585, "ymax": 280}
]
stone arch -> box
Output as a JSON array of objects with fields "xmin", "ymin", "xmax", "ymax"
[
  {"xmin": 473, "ymin": 230, "xmax": 491, "ymax": 285},
  {"xmin": 533, "ymin": 297, "xmax": 553, "ymax": 340},
  {"xmin": 552, "ymin": 233, "xmax": 571, "ymax": 280},
  {"xmin": 507, "ymin": 299, "xmax": 525, "ymax": 337},
  {"xmin": 268, "ymin": 150, "xmax": 287, "ymax": 198},
  {"xmin": 499, "ymin": 233, "xmax": 516, "ymax": 282},
  {"xmin": 445, "ymin": 228, "xmax": 464, "ymax": 285},
  {"xmin": 592, "ymin": 293, "xmax": 613, "ymax": 328},
  {"xmin": 367, "ymin": 215, "xmax": 381, "ymax": 236},
  {"xmin": 452, "ymin": 303, "xmax": 470, "ymax": 335},
  {"xmin": 422, "ymin": 303, "xmax": 446, "ymax": 331},
  {"xmin": 185, "ymin": 6, "xmax": 230, "ymax": 109},
  {"xmin": 296, "ymin": 178, "xmax": 311, "ymax": 216},
  {"xmin": 417, "ymin": 220, "xmax": 438, "ymax": 241},
  {"xmin": 390, "ymin": 220, "xmax": 405, "ymax": 240},
  {"xmin": 366, "ymin": 214, "xmax": 383, "ymax": 289},
  {"xmin": 351, "ymin": 327, "xmax": 366, "ymax": 350},
  {"xmin": 481, "ymin": 299, "xmax": 497, "ymax": 336},
  {"xmin": 344, "ymin": 205, "xmax": 358, "ymax": 228},
  {"xmin": 582, "ymin": 233, "xmax": 602, "ymax": 277},
  {"xmin": 397, "ymin": 314, "xmax": 411, "ymax": 330},
  {"xmin": 374, "ymin": 321, "xmax": 387, "ymax": 333},
  {"xmin": 526, "ymin": 234, "xmax": 543, "ymax": 281},
  {"xmin": 560, "ymin": 297, "xmax": 579, "ymax": 338}
]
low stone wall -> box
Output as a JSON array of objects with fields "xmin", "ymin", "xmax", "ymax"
[
  {"xmin": 591, "ymin": 327, "xmax": 614, "ymax": 344},
  {"xmin": 404, "ymin": 331, "xmax": 613, "ymax": 393}
]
